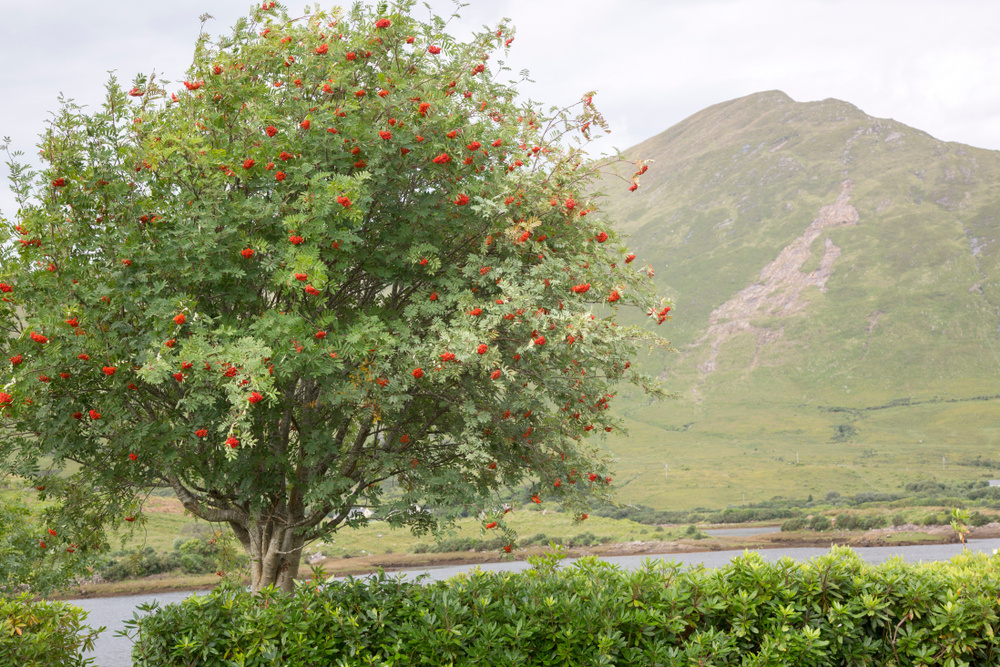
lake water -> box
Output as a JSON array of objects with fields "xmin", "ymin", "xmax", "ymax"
[
  {"xmin": 73, "ymin": 590, "xmax": 209, "ymax": 667},
  {"xmin": 73, "ymin": 538, "xmax": 1000, "ymax": 667}
]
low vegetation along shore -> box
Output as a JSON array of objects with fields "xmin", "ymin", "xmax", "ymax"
[
  {"xmin": 53, "ymin": 516, "xmax": 988, "ymax": 600},
  {"xmin": 13, "ymin": 478, "xmax": 999, "ymax": 600}
]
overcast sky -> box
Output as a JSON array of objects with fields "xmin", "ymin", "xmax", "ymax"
[{"xmin": 2, "ymin": 0, "xmax": 997, "ymax": 219}]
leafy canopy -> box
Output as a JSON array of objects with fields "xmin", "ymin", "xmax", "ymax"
[{"xmin": 0, "ymin": 0, "xmax": 670, "ymax": 573}]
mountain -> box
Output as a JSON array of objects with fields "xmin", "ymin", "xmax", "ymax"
[{"xmin": 601, "ymin": 91, "xmax": 1000, "ymax": 509}]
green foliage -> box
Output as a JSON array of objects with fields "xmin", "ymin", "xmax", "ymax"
[
  {"xmin": 0, "ymin": 593, "xmax": 102, "ymax": 666},
  {"xmin": 127, "ymin": 548, "xmax": 1000, "ymax": 665},
  {"xmin": 906, "ymin": 480, "xmax": 948, "ymax": 495},
  {"xmin": 94, "ymin": 532, "xmax": 246, "ymax": 581},
  {"xmin": 586, "ymin": 499, "xmax": 797, "ymax": 526},
  {"xmin": 412, "ymin": 529, "xmax": 607, "ymax": 555},
  {"xmin": 780, "ymin": 517, "xmax": 807, "ymax": 532},
  {"xmin": 96, "ymin": 547, "xmax": 181, "ymax": 583},
  {"xmin": 569, "ymin": 531, "xmax": 602, "ymax": 545},
  {"xmin": 857, "ymin": 514, "xmax": 886, "ymax": 530},
  {"xmin": 410, "ymin": 535, "xmax": 507, "ymax": 554},
  {"xmin": 179, "ymin": 554, "xmax": 207, "ymax": 575},
  {"xmin": 833, "ymin": 513, "xmax": 886, "ymax": 531},
  {"xmin": 682, "ymin": 524, "xmax": 706, "ymax": 539},
  {"xmin": 951, "ymin": 508, "xmax": 971, "ymax": 544},
  {"xmin": 0, "ymin": 496, "xmax": 96, "ymax": 595},
  {"xmin": 714, "ymin": 506, "xmax": 797, "ymax": 524},
  {"xmin": 808, "ymin": 514, "xmax": 831, "ymax": 531},
  {"xmin": 0, "ymin": 0, "xmax": 667, "ymax": 590},
  {"xmin": 969, "ymin": 511, "xmax": 992, "ymax": 527}
]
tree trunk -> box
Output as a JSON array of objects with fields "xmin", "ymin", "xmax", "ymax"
[{"xmin": 232, "ymin": 519, "xmax": 305, "ymax": 592}]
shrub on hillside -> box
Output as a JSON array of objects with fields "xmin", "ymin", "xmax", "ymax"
[
  {"xmin": 836, "ymin": 514, "xmax": 887, "ymax": 531},
  {"xmin": 850, "ymin": 492, "xmax": 903, "ymax": 505},
  {"xmin": 968, "ymin": 487, "xmax": 1000, "ymax": 502},
  {"xmin": 906, "ymin": 481, "xmax": 947, "ymax": 495},
  {"xmin": 920, "ymin": 512, "xmax": 945, "ymax": 526},
  {"xmin": 95, "ymin": 535, "xmax": 244, "ymax": 581},
  {"xmin": 407, "ymin": 536, "xmax": 510, "ymax": 554},
  {"xmin": 856, "ymin": 515, "xmax": 887, "ymax": 530},
  {"xmin": 970, "ymin": 511, "xmax": 993, "ymax": 527},
  {"xmin": 567, "ymin": 532, "xmax": 599, "ymax": 547},
  {"xmin": 710, "ymin": 507, "xmax": 798, "ymax": 524},
  {"xmin": 97, "ymin": 547, "xmax": 181, "ymax": 582},
  {"xmin": 179, "ymin": 554, "xmax": 208, "ymax": 575},
  {"xmin": 808, "ymin": 515, "xmax": 832, "ymax": 531},
  {"xmin": 781, "ymin": 517, "xmax": 807, "ymax": 532},
  {"xmin": 521, "ymin": 533, "xmax": 548, "ymax": 546},
  {"xmin": 584, "ymin": 500, "xmax": 801, "ymax": 527}
]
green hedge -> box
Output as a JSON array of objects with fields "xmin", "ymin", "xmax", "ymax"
[
  {"xmin": 128, "ymin": 547, "xmax": 1000, "ymax": 665},
  {"xmin": 0, "ymin": 594, "xmax": 102, "ymax": 666}
]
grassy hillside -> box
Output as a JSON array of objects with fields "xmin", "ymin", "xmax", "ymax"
[{"xmin": 599, "ymin": 91, "xmax": 1000, "ymax": 508}]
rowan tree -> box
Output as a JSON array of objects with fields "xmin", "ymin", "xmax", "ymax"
[
  {"xmin": 0, "ymin": 497, "xmax": 82, "ymax": 595},
  {"xmin": 0, "ymin": 1, "xmax": 670, "ymax": 591}
]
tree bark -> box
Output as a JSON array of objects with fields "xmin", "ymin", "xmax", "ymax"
[
  {"xmin": 232, "ymin": 519, "xmax": 305, "ymax": 592},
  {"xmin": 170, "ymin": 476, "xmax": 310, "ymax": 593}
]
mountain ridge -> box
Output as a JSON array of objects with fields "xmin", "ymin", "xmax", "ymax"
[{"xmin": 600, "ymin": 90, "xmax": 1000, "ymax": 509}]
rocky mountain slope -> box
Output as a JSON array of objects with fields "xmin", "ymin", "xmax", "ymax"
[{"xmin": 601, "ymin": 91, "xmax": 1000, "ymax": 509}]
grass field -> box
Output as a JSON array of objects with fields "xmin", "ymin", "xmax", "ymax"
[
  {"xmin": 305, "ymin": 505, "xmax": 685, "ymax": 560},
  {"xmin": 603, "ymin": 388, "xmax": 1000, "ymax": 510}
]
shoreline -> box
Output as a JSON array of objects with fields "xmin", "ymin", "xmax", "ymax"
[{"xmin": 48, "ymin": 522, "xmax": 978, "ymax": 601}]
